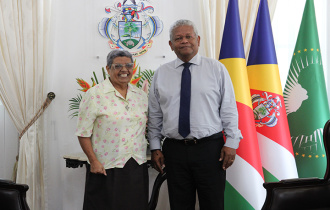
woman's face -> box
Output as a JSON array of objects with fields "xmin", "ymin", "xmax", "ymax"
[{"xmin": 106, "ymin": 56, "xmax": 133, "ymax": 87}]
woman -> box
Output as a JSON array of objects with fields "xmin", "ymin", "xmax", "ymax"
[{"xmin": 75, "ymin": 49, "xmax": 149, "ymax": 210}]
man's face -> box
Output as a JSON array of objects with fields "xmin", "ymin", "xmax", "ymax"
[{"xmin": 169, "ymin": 25, "xmax": 200, "ymax": 62}]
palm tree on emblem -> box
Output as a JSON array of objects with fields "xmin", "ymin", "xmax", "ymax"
[{"xmin": 123, "ymin": 22, "xmax": 139, "ymax": 48}]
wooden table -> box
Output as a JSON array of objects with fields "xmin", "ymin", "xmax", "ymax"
[
  {"xmin": 63, "ymin": 152, "xmax": 88, "ymax": 168},
  {"xmin": 63, "ymin": 152, "xmax": 152, "ymax": 168}
]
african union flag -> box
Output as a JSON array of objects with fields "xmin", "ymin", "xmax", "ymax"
[
  {"xmin": 219, "ymin": 0, "xmax": 265, "ymax": 209},
  {"xmin": 247, "ymin": 0, "xmax": 298, "ymax": 182},
  {"xmin": 283, "ymin": 0, "xmax": 330, "ymax": 178}
]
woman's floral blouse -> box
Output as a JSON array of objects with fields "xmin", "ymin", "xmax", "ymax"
[{"xmin": 75, "ymin": 79, "xmax": 148, "ymax": 169}]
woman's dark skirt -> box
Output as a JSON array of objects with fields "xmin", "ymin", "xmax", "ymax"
[{"xmin": 83, "ymin": 158, "xmax": 149, "ymax": 210}]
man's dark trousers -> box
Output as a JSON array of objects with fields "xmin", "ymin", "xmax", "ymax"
[{"xmin": 162, "ymin": 133, "xmax": 226, "ymax": 210}]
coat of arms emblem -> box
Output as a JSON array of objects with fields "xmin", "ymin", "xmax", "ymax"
[
  {"xmin": 98, "ymin": 0, "xmax": 163, "ymax": 57},
  {"xmin": 252, "ymin": 92, "xmax": 282, "ymax": 127}
]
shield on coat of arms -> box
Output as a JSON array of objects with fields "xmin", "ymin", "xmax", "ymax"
[
  {"xmin": 251, "ymin": 92, "xmax": 282, "ymax": 127},
  {"xmin": 254, "ymin": 103, "xmax": 270, "ymax": 120},
  {"xmin": 118, "ymin": 21, "xmax": 142, "ymax": 49}
]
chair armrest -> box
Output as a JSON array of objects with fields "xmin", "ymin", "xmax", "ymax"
[
  {"xmin": 148, "ymin": 169, "xmax": 167, "ymax": 210},
  {"xmin": 263, "ymin": 177, "xmax": 323, "ymax": 189},
  {"xmin": 0, "ymin": 179, "xmax": 15, "ymax": 185}
]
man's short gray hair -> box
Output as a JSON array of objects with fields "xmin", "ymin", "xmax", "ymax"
[
  {"xmin": 106, "ymin": 49, "xmax": 133, "ymax": 67},
  {"xmin": 169, "ymin": 19, "xmax": 199, "ymax": 42}
]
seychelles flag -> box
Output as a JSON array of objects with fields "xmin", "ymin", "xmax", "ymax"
[
  {"xmin": 247, "ymin": 0, "xmax": 298, "ymax": 182},
  {"xmin": 219, "ymin": 0, "xmax": 265, "ymax": 209}
]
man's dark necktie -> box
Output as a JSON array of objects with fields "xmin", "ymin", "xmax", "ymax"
[{"xmin": 179, "ymin": 62, "xmax": 192, "ymax": 138}]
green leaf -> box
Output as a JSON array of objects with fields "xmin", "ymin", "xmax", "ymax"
[
  {"xmin": 102, "ymin": 67, "xmax": 107, "ymax": 80},
  {"xmin": 132, "ymin": 68, "xmax": 154, "ymax": 88},
  {"xmin": 68, "ymin": 93, "xmax": 83, "ymax": 118},
  {"xmin": 93, "ymin": 71, "xmax": 99, "ymax": 84}
]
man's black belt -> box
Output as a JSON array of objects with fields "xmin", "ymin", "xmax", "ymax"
[{"xmin": 165, "ymin": 132, "xmax": 223, "ymax": 146}]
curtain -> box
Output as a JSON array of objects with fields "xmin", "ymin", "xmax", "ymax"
[
  {"xmin": 0, "ymin": 0, "xmax": 52, "ymax": 209},
  {"xmin": 199, "ymin": 0, "xmax": 278, "ymax": 59}
]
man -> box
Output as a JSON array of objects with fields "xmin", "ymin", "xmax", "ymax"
[{"xmin": 148, "ymin": 19, "xmax": 242, "ymax": 210}]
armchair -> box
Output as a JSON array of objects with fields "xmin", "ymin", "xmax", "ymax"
[
  {"xmin": 262, "ymin": 120, "xmax": 330, "ymax": 210},
  {"xmin": 0, "ymin": 179, "xmax": 30, "ymax": 210}
]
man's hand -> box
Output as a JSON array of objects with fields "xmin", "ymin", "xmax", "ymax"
[
  {"xmin": 90, "ymin": 160, "xmax": 107, "ymax": 176},
  {"xmin": 151, "ymin": 149, "xmax": 165, "ymax": 174},
  {"xmin": 219, "ymin": 146, "xmax": 236, "ymax": 170}
]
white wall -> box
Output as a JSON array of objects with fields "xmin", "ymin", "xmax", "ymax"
[
  {"xmin": 0, "ymin": 101, "xmax": 18, "ymax": 180},
  {"xmin": 45, "ymin": 0, "xmax": 203, "ymax": 209},
  {"xmin": 1, "ymin": 0, "xmax": 329, "ymax": 209}
]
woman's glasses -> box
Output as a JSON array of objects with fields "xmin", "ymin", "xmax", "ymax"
[{"xmin": 111, "ymin": 63, "xmax": 134, "ymax": 71}]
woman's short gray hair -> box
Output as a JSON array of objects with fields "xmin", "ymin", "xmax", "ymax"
[
  {"xmin": 106, "ymin": 49, "xmax": 133, "ymax": 67},
  {"xmin": 169, "ymin": 19, "xmax": 199, "ymax": 42}
]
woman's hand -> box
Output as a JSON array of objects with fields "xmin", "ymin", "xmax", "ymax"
[
  {"xmin": 78, "ymin": 137, "xmax": 107, "ymax": 176},
  {"xmin": 90, "ymin": 160, "xmax": 107, "ymax": 176}
]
